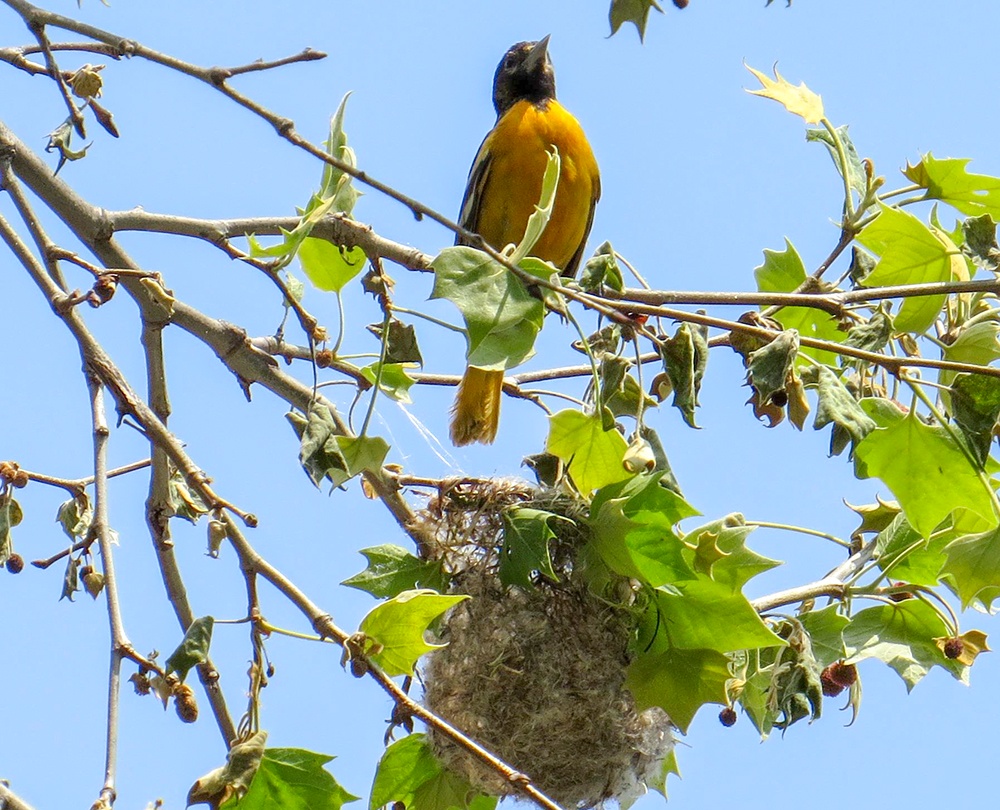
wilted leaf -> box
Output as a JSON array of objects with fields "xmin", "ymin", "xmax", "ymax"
[{"xmin": 165, "ymin": 616, "xmax": 214, "ymax": 682}]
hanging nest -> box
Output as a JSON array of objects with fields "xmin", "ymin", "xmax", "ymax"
[{"xmin": 419, "ymin": 479, "xmax": 674, "ymax": 809}]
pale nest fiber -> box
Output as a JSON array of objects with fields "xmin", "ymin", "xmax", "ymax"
[{"xmin": 420, "ymin": 480, "xmax": 674, "ymax": 808}]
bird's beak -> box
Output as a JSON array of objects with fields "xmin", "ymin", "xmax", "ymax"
[{"xmin": 523, "ymin": 35, "xmax": 551, "ymax": 72}]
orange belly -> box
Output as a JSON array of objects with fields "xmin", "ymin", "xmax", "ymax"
[{"xmin": 474, "ymin": 99, "xmax": 599, "ymax": 271}]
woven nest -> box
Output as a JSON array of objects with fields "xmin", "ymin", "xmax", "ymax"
[{"xmin": 420, "ymin": 480, "xmax": 673, "ymax": 808}]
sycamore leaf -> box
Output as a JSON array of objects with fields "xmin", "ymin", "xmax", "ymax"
[
  {"xmin": 287, "ymin": 406, "xmax": 350, "ymax": 488},
  {"xmin": 745, "ymin": 64, "xmax": 824, "ymax": 124},
  {"xmin": 658, "ymin": 322, "xmax": 708, "ymax": 427},
  {"xmin": 962, "ymin": 214, "xmax": 1000, "ymax": 270},
  {"xmin": 587, "ymin": 473, "xmax": 700, "ymax": 586},
  {"xmin": 799, "ymin": 605, "xmax": 849, "ymax": 668},
  {"xmin": 844, "ymin": 600, "xmax": 966, "ymax": 690},
  {"xmin": 360, "ymin": 362, "xmax": 416, "ymax": 403},
  {"xmin": 809, "ymin": 365, "xmax": 876, "ymax": 456},
  {"xmin": 640, "ymin": 580, "xmax": 785, "ymax": 654},
  {"xmin": 625, "ymin": 646, "xmax": 730, "ymax": 734},
  {"xmin": 367, "ymin": 319, "xmax": 424, "ymax": 366},
  {"xmin": 579, "ymin": 242, "xmax": 623, "ymax": 293},
  {"xmin": 940, "ymin": 318, "xmax": 1000, "ymax": 389},
  {"xmin": 806, "ymin": 124, "xmax": 866, "ymax": 195},
  {"xmin": 166, "ymin": 616, "xmax": 214, "ymax": 682},
  {"xmin": 857, "ymin": 204, "xmax": 961, "ymax": 333},
  {"xmin": 942, "ymin": 525, "xmax": 1000, "ymax": 610},
  {"xmin": 359, "ymin": 590, "xmax": 467, "ymax": 677},
  {"xmin": 874, "ymin": 513, "xmax": 948, "ymax": 588},
  {"xmin": 499, "ymin": 507, "xmax": 566, "ymax": 589},
  {"xmin": 342, "ymin": 545, "xmax": 448, "ymax": 599},
  {"xmin": 949, "ymin": 373, "xmax": 1000, "ymax": 468},
  {"xmin": 680, "ymin": 515, "xmax": 780, "ymax": 593},
  {"xmin": 431, "ymin": 247, "xmax": 543, "ymax": 371},
  {"xmin": 842, "ymin": 304, "xmax": 892, "ymax": 358},
  {"xmin": 753, "ymin": 239, "xmax": 844, "ymax": 365},
  {"xmin": 299, "ymin": 237, "xmax": 366, "ymax": 292},
  {"xmin": 370, "ymin": 735, "xmax": 495, "ymax": 810},
  {"xmin": 855, "ymin": 405, "xmax": 995, "ymax": 537},
  {"xmin": 747, "ymin": 329, "xmax": 799, "ymax": 405},
  {"xmin": 509, "ymin": 147, "xmax": 560, "ymax": 264},
  {"xmin": 609, "ymin": 0, "xmax": 664, "ymax": 41},
  {"xmin": 334, "ymin": 435, "xmax": 390, "ymax": 478},
  {"xmin": 546, "ymin": 409, "xmax": 633, "ymax": 494},
  {"xmin": 233, "ymin": 748, "xmax": 359, "ymax": 810},
  {"xmin": 904, "ymin": 154, "xmax": 1000, "ymax": 218},
  {"xmin": 56, "ymin": 495, "xmax": 91, "ymax": 539}
]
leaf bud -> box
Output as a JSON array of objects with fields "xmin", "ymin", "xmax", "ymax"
[
  {"xmin": 206, "ymin": 519, "xmax": 227, "ymax": 558},
  {"xmin": 69, "ymin": 64, "xmax": 105, "ymax": 99}
]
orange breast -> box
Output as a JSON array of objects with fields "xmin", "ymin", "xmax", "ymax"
[{"xmin": 474, "ymin": 99, "xmax": 600, "ymax": 272}]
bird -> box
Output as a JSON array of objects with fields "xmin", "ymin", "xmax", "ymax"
[{"xmin": 450, "ymin": 36, "xmax": 601, "ymax": 446}]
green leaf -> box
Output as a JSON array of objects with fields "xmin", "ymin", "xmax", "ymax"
[
  {"xmin": 844, "ymin": 600, "xmax": 965, "ymax": 690},
  {"xmin": 319, "ymin": 93, "xmax": 362, "ymax": 215},
  {"xmin": 806, "ymin": 124, "xmax": 866, "ymax": 195},
  {"xmin": 658, "ymin": 323, "xmax": 708, "ymax": 427},
  {"xmin": 754, "ymin": 240, "xmax": 845, "ymax": 366},
  {"xmin": 809, "ymin": 365, "xmax": 877, "ymax": 456},
  {"xmin": 168, "ymin": 469, "xmax": 211, "ymax": 524},
  {"xmin": 165, "ymin": 616, "xmax": 214, "ymax": 681},
  {"xmin": 874, "ymin": 513, "xmax": 949, "ymax": 588},
  {"xmin": 680, "ymin": 515, "xmax": 780, "ymax": 593},
  {"xmin": 942, "ymin": 524, "xmax": 1000, "ymax": 609},
  {"xmin": 367, "ymin": 319, "xmax": 424, "ymax": 366},
  {"xmin": 949, "ymin": 372, "xmax": 1000, "ymax": 468},
  {"xmin": 962, "ymin": 214, "xmax": 1000, "ymax": 270},
  {"xmin": 499, "ymin": 507, "xmax": 565, "ymax": 589},
  {"xmin": 360, "ymin": 362, "xmax": 416, "ymax": 403},
  {"xmin": 59, "ymin": 554, "xmax": 81, "ymax": 601},
  {"xmin": 299, "ymin": 237, "xmax": 366, "ymax": 292},
  {"xmin": 359, "ymin": 590, "xmax": 468, "ymax": 677},
  {"xmin": 842, "ymin": 304, "xmax": 892, "ymax": 358},
  {"xmin": 334, "ymin": 435, "xmax": 390, "ymax": 478},
  {"xmin": 940, "ymin": 318, "xmax": 1000, "ymax": 389},
  {"xmin": 343, "ymin": 545, "xmax": 448, "ymax": 599},
  {"xmin": 287, "ymin": 406, "xmax": 349, "ymax": 488},
  {"xmin": 855, "ymin": 406, "xmax": 995, "ymax": 537},
  {"xmin": 904, "ymin": 154, "xmax": 1000, "ymax": 219},
  {"xmin": 370, "ymin": 735, "xmax": 495, "ymax": 810},
  {"xmin": 799, "ymin": 605, "xmax": 849, "ymax": 668},
  {"xmin": 608, "ymin": 0, "xmax": 663, "ymax": 41},
  {"xmin": 509, "ymin": 146, "xmax": 560, "ymax": 264},
  {"xmin": 587, "ymin": 473, "xmax": 700, "ymax": 586},
  {"xmin": 235, "ymin": 748, "xmax": 359, "ymax": 810},
  {"xmin": 545, "ymin": 409, "xmax": 633, "ymax": 494},
  {"xmin": 856, "ymin": 204, "xmax": 961, "ymax": 333},
  {"xmin": 56, "ymin": 495, "xmax": 91, "ymax": 539},
  {"xmin": 625, "ymin": 646, "xmax": 730, "ymax": 734},
  {"xmin": 747, "ymin": 330, "xmax": 799, "ymax": 405},
  {"xmin": 639, "ymin": 581, "xmax": 785, "ymax": 654},
  {"xmin": 430, "ymin": 247, "xmax": 544, "ymax": 371},
  {"xmin": 579, "ymin": 241, "xmax": 623, "ymax": 293}
]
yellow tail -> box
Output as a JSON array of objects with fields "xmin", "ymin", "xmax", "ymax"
[{"xmin": 450, "ymin": 366, "xmax": 505, "ymax": 446}]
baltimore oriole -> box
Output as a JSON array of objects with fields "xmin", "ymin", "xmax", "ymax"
[{"xmin": 450, "ymin": 36, "xmax": 601, "ymax": 446}]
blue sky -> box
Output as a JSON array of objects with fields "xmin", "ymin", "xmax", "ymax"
[{"xmin": 2, "ymin": 1, "xmax": 999, "ymax": 809}]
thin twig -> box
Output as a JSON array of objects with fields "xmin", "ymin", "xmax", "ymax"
[{"xmin": 85, "ymin": 372, "xmax": 125, "ymax": 810}]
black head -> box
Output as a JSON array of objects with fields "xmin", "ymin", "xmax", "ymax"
[{"xmin": 492, "ymin": 36, "xmax": 556, "ymax": 117}]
